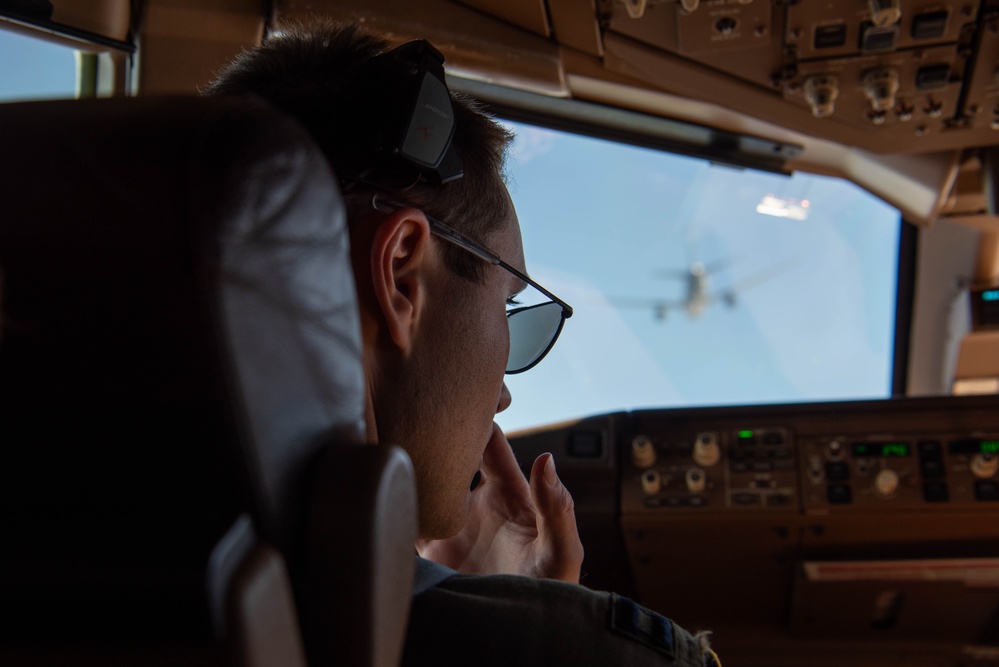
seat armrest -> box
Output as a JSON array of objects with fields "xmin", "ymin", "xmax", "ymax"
[{"xmin": 301, "ymin": 444, "xmax": 418, "ymax": 667}]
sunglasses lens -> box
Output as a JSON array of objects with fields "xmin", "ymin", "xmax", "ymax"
[{"xmin": 507, "ymin": 302, "xmax": 564, "ymax": 373}]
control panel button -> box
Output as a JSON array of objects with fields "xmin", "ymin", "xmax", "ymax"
[
  {"xmin": 916, "ymin": 64, "xmax": 950, "ymax": 91},
  {"xmin": 631, "ymin": 435, "xmax": 656, "ymax": 469},
  {"xmin": 860, "ymin": 22, "xmax": 899, "ymax": 52},
  {"xmin": 828, "ymin": 484, "xmax": 853, "ymax": 504},
  {"xmin": 974, "ymin": 481, "xmax": 998, "ymax": 501},
  {"xmin": 911, "ymin": 11, "xmax": 948, "ymax": 40},
  {"xmin": 920, "ymin": 458, "xmax": 944, "ymax": 479},
  {"xmin": 923, "ymin": 482, "xmax": 949, "ymax": 502},
  {"xmin": 568, "ymin": 431, "xmax": 604, "ymax": 459},
  {"xmin": 732, "ymin": 492, "xmax": 757, "ymax": 505},
  {"xmin": 918, "ymin": 440, "xmax": 942, "ymax": 456},
  {"xmin": 825, "ymin": 461, "xmax": 849, "ymax": 481},
  {"xmin": 814, "ymin": 23, "xmax": 847, "ymax": 49},
  {"xmin": 763, "ymin": 432, "xmax": 786, "ymax": 446},
  {"xmin": 766, "ymin": 493, "xmax": 792, "ymax": 506}
]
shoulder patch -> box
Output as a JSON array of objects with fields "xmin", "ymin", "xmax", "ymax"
[{"xmin": 607, "ymin": 593, "xmax": 675, "ymax": 658}]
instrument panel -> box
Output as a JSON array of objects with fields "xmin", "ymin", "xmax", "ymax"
[
  {"xmin": 509, "ymin": 395, "xmax": 999, "ymax": 667},
  {"xmin": 620, "ymin": 422, "xmax": 999, "ymax": 514}
]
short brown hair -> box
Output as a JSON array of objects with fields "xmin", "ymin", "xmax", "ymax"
[{"xmin": 204, "ymin": 21, "xmax": 514, "ymax": 282}]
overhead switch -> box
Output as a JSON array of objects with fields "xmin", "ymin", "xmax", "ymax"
[
  {"xmin": 804, "ymin": 75, "xmax": 839, "ymax": 117},
  {"xmin": 912, "ymin": 11, "xmax": 948, "ymax": 40},
  {"xmin": 916, "ymin": 64, "xmax": 950, "ymax": 91},
  {"xmin": 860, "ymin": 22, "xmax": 899, "ymax": 52},
  {"xmin": 863, "ymin": 68, "xmax": 900, "ymax": 112},
  {"xmin": 868, "ymin": 0, "xmax": 901, "ymax": 27},
  {"xmin": 814, "ymin": 24, "xmax": 847, "ymax": 49}
]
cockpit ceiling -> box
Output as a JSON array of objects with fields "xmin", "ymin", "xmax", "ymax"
[
  {"xmin": 283, "ymin": 0, "xmax": 999, "ymax": 156},
  {"xmin": 277, "ymin": 0, "xmax": 999, "ymax": 226}
]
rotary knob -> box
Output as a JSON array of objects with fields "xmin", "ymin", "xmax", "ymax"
[
  {"xmin": 874, "ymin": 468, "xmax": 899, "ymax": 497},
  {"xmin": 971, "ymin": 453, "xmax": 998, "ymax": 479},
  {"xmin": 641, "ymin": 470, "xmax": 662, "ymax": 495},
  {"xmin": 693, "ymin": 433, "xmax": 721, "ymax": 467},
  {"xmin": 632, "ymin": 435, "xmax": 656, "ymax": 469},
  {"xmin": 686, "ymin": 467, "xmax": 706, "ymax": 494}
]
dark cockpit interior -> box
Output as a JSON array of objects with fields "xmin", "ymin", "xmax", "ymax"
[{"xmin": 2, "ymin": 0, "xmax": 999, "ymax": 665}]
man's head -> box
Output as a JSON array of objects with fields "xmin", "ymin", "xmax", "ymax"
[
  {"xmin": 206, "ymin": 21, "xmax": 521, "ymax": 537},
  {"xmin": 203, "ymin": 21, "xmax": 514, "ymax": 283}
]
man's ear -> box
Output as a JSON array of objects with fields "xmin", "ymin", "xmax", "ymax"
[{"xmin": 368, "ymin": 208, "xmax": 434, "ymax": 355}]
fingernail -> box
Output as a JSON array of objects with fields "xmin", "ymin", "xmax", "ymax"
[{"xmin": 544, "ymin": 454, "xmax": 558, "ymax": 487}]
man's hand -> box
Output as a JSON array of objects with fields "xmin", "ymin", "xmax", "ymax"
[{"xmin": 417, "ymin": 423, "xmax": 584, "ymax": 583}]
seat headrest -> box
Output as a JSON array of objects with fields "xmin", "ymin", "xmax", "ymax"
[{"xmin": 0, "ymin": 96, "xmax": 364, "ymax": 642}]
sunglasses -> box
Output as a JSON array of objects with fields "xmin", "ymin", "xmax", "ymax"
[{"xmin": 371, "ymin": 195, "xmax": 573, "ymax": 374}]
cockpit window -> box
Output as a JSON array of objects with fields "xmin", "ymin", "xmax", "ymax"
[
  {"xmin": 497, "ymin": 119, "xmax": 901, "ymax": 432},
  {"xmin": 0, "ymin": 29, "xmax": 78, "ymax": 102}
]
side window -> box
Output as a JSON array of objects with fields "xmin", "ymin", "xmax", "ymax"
[{"xmin": 0, "ymin": 28, "xmax": 79, "ymax": 102}]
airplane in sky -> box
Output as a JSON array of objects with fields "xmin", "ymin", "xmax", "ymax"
[{"xmin": 608, "ymin": 257, "xmax": 794, "ymax": 321}]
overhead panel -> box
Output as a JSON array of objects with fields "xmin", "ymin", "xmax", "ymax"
[
  {"xmin": 279, "ymin": 0, "xmax": 567, "ymax": 96},
  {"xmin": 453, "ymin": 0, "xmax": 551, "ymax": 36},
  {"xmin": 548, "ymin": 0, "xmax": 604, "ymax": 57},
  {"xmin": 600, "ymin": 0, "xmax": 999, "ymax": 155},
  {"xmin": 674, "ymin": 0, "xmax": 771, "ymax": 56},
  {"xmin": 958, "ymin": 8, "xmax": 999, "ymax": 134}
]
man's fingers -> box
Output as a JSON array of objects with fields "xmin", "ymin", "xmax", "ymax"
[
  {"xmin": 480, "ymin": 423, "xmax": 530, "ymax": 491},
  {"xmin": 529, "ymin": 453, "xmax": 584, "ymax": 583}
]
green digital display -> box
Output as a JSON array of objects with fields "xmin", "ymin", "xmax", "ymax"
[
  {"xmin": 852, "ymin": 442, "xmax": 910, "ymax": 457},
  {"xmin": 738, "ymin": 430, "xmax": 754, "ymax": 439},
  {"xmin": 950, "ymin": 439, "xmax": 999, "ymax": 454}
]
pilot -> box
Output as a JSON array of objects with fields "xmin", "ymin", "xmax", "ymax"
[{"xmin": 206, "ymin": 20, "xmax": 720, "ymax": 667}]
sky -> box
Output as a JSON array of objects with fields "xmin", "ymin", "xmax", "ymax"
[
  {"xmin": 496, "ymin": 120, "xmax": 900, "ymax": 432},
  {"xmin": 0, "ymin": 29, "xmax": 77, "ymax": 101},
  {"xmin": 0, "ymin": 29, "xmax": 903, "ymax": 433}
]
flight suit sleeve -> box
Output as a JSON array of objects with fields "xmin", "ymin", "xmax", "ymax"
[{"xmin": 404, "ymin": 565, "xmax": 719, "ymax": 667}]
